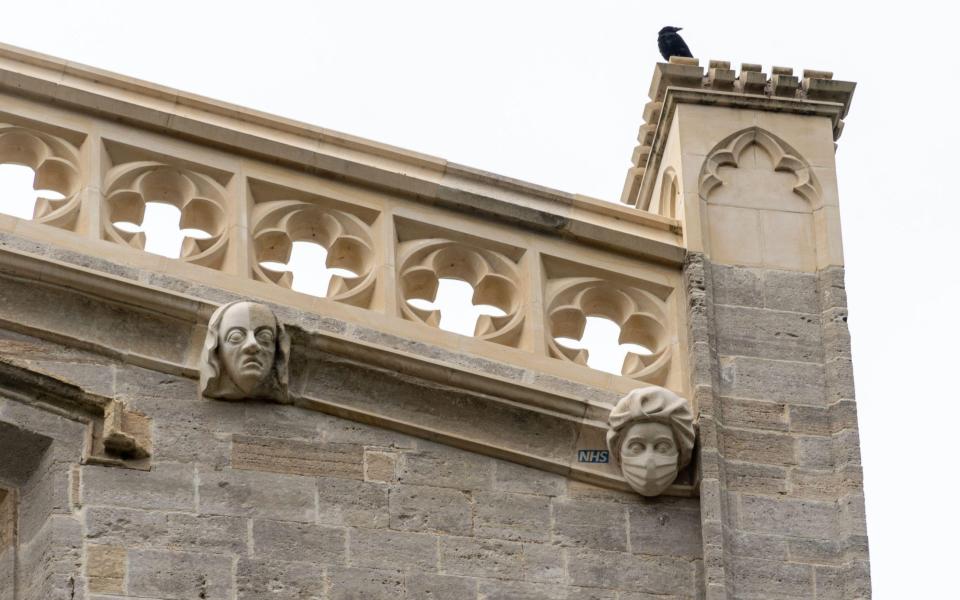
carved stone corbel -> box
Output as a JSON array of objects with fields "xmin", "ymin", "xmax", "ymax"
[
  {"xmin": 100, "ymin": 399, "xmax": 151, "ymax": 460},
  {"xmin": 606, "ymin": 386, "xmax": 695, "ymax": 496},
  {"xmin": 199, "ymin": 301, "xmax": 291, "ymax": 403}
]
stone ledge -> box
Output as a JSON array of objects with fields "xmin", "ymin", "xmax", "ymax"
[
  {"xmin": 0, "ymin": 244, "xmax": 696, "ymax": 496},
  {"xmin": 0, "ymin": 362, "xmax": 151, "ymax": 469}
]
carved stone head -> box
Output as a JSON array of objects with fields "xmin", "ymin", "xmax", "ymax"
[
  {"xmin": 199, "ymin": 301, "xmax": 290, "ymax": 403},
  {"xmin": 606, "ymin": 386, "xmax": 695, "ymax": 497}
]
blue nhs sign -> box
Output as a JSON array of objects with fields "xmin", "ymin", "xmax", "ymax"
[{"xmin": 577, "ymin": 450, "xmax": 609, "ymax": 463}]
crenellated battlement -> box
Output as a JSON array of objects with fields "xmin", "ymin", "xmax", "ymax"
[{"xmin": 621, "ymin": 57, "xmax": 856, "ymax": 208}]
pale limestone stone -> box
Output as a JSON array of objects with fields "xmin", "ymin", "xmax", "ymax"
[
  {"xmin": 363, "ymin": 449, "xmax": 398, "ymax": 483},
  {"xmin": 606, "ymin": 387, "xmax": 695, "ymax": 496},
  {"xmin": 85, "ymin": 544, "xmax": 126, "ymax": 594},
  {"xmin": 231, "ymin": 435, "xmax": 363, "ymax": 479},
  {"xmin": 200, "ymin": 301, "xmax": 291, "ymax": 403}
]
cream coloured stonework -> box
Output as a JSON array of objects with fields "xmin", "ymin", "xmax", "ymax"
[{"xmin": 0, "ymin": 43, "xmax": 867, "ymax": 600}]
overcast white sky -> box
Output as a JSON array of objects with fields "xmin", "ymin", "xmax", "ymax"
[{"xmin": 1, "ymin": 2, "xmax": 956, "ymax": 596}]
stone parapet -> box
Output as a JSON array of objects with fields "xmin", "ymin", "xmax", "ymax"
[{"xmin": 0, "ymin": 42, "xmax": 690, "ymax": 401}]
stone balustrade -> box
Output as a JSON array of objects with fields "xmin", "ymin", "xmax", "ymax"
[{"xmin": 0, "ymin": 43, "xmax": 689, "ymax": 399}]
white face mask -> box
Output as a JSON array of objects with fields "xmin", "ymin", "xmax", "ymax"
[{"xmin": 619, "ymin": 421, "xmax": 679, "ymax": 497}]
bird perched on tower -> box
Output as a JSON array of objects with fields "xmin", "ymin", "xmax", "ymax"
[{"xmin": 658, "ymin": 26, "xmax": 693, "ymax": 61}]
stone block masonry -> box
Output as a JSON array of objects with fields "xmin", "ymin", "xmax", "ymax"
[
  {"xmin": 69, "ymin": 401, "xmax": 703, "ymax": 599},
  {"xmin": 701, "ymin": 263, "xmax": 870, "ymax": 599}
]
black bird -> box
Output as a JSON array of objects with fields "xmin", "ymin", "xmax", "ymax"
[{"xmin": 658, "ymin": 26, "xmax": 693, "ymax": 61}]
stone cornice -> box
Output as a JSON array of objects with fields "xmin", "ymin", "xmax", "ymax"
[{"xmin": 0, "ymin": 244, "xmax": 696, "ymax": 496}]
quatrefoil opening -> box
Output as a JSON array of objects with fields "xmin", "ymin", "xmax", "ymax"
[
  {"xmin": 251, "ymin": 200, "xmax": 377, "ymax": 307},
  {"xmin": 398, "ymin": 239, "xmax": 523, "ymax": 346},
  {"xmin": 547, "ymin": 277, "xmax": 671, "ymax": 383},
  {"xmin": 0, "ymin": 124, "xmax": 83, "ymax": 229},
  {"xmin": 103, "ymin": 162, "xmax": 229, "ymax": 268}
]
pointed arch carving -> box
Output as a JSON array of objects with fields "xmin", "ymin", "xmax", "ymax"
[
  {"xmin": 698, "ymin": 127, "xmax": 821, "ymax": 208},
  {"xmin": 658, "ymin": 167, "xmax": 680, "ymax": 219}
]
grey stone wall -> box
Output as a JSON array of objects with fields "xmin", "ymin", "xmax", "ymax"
[
  {"xmin": 1, "ymin": 330, "xmax": 704, "ymax": 600},
  {"xmin": 0, "ymin": 395, "xmax": 89, "ymax": 600},
  {"xmin": 690, "ymin": 256, "xmax": 870, "ymax": 600}
]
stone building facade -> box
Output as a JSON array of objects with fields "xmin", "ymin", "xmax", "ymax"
[{"xmin": 0, "ymin": 44, "xmax": 867, "ymax": 599}]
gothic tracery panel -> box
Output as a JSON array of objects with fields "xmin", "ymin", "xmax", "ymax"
[
  {"xmin": 251, "ymin": 198, "xmax": 378, "ymax": 308},
  {"xmin": 397, "ymin": 237, "xmax": 524, "ymax": 347},
  {"xmin": 0, "ymin": 123, "xmax": 84, "ymax": 229},
  {"xmin": 102, "ymin": 160, "xmax": 231, "ymax": 269}
]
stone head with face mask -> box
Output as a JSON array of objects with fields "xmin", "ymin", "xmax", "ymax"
[{"xmin": 606, "ymin": 386, "xmax": 695, "ymax": 497}]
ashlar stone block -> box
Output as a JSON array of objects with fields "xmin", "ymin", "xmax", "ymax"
[
  {"xmin": 236, "ymin": 558, "xmax": 326, "ymax": 600},
  {"xmin": 405, "ymin": 572, "xmax": 478, "ymax": 599},
  {"xmin": 439, "ymin": 537, "xmax": 524, "ymax": 580},
  {"xmin": 388, "ymin": 485, "xmax": 472, "ymax": 535},
  {"xmin": 720, "ymin": 356, "xmax": 826, "ymax": 406},
  {"xmin": 474, "ymin": 491, "xmax": 551, "ymax": 543},
  {"xmin": 739, "ymin": 495, "xmax": 838, "ymax": 539},
  {"xmin": 127, "ymin": 548, "xmax": 234, "ymax": 600},
  {"xmin": 251, "ymin": 519, "xmax": 346, "ymax": 565},
  {"xmin": 728, "ymin": 557, "xmax": 812, "ymax": 599},
  {"xmin": 81, "ymin": 462, "xmax": 195, "ymax": 512},
  {"xmin": 398, "ymin": 448, "xmax": 493, "ymax": 491},
  {"xmin": 714, "ymin": 305, "xmax": 822, "ymax": 363},
  {"xmin": 328, "ymin": 566, "xmax": 404, "ymax": 600},
  {"xmin": 84, "ymin": 506, "xmax": 247, "ymax": 555},
  {"xmin": 628, "ymin": 501, "xmax": 703, "ymax": 558},
  {"xmin": 231, "ymin": 435, "xmax": 364, "ymax": 479},
  {"xmin": 86, "ymin": 544, "xmax": 126, "ymax": 595},
  {"xmin": 349, "ymin": 528, "xmax": 438, "ymax": 572},
  {"xmin": 566, "ymin": 548, "xmax": 695, "ymax": 595},
  {"xmin": 198, "ymin": 467, "xmax": 316, "ymax": 522},
  {"xmin": 520, "ymin": 542, "xmax": 565, "ymax": 584},
  {"xmin": 317, "ymin": 477, "xmax": 389, "ymax": 529}
]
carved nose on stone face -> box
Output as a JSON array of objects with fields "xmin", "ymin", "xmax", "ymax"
[{"xmin": 241, "ymin": 333, "xmax": 260, "ymax": 353}]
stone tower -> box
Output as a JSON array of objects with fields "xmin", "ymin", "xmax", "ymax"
[
  {"xmin": 622, "ymin": 58, "xmax": 867, "ymax": 599},
  {"xmin": 0, "ymin": 45, "xmax": 866, "ymax": 599}
]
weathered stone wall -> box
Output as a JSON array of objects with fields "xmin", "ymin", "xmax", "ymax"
[
  {"xmin": 0, "ymin": 330, "xmax": 704, "ymax": 600},
  {"xmin": 693, "ymin": 257, "xmax": 869, "ymax": 600},
  {"xmin": 0, "ymin": 396, "xmax": 88, "ymax": 600}
]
